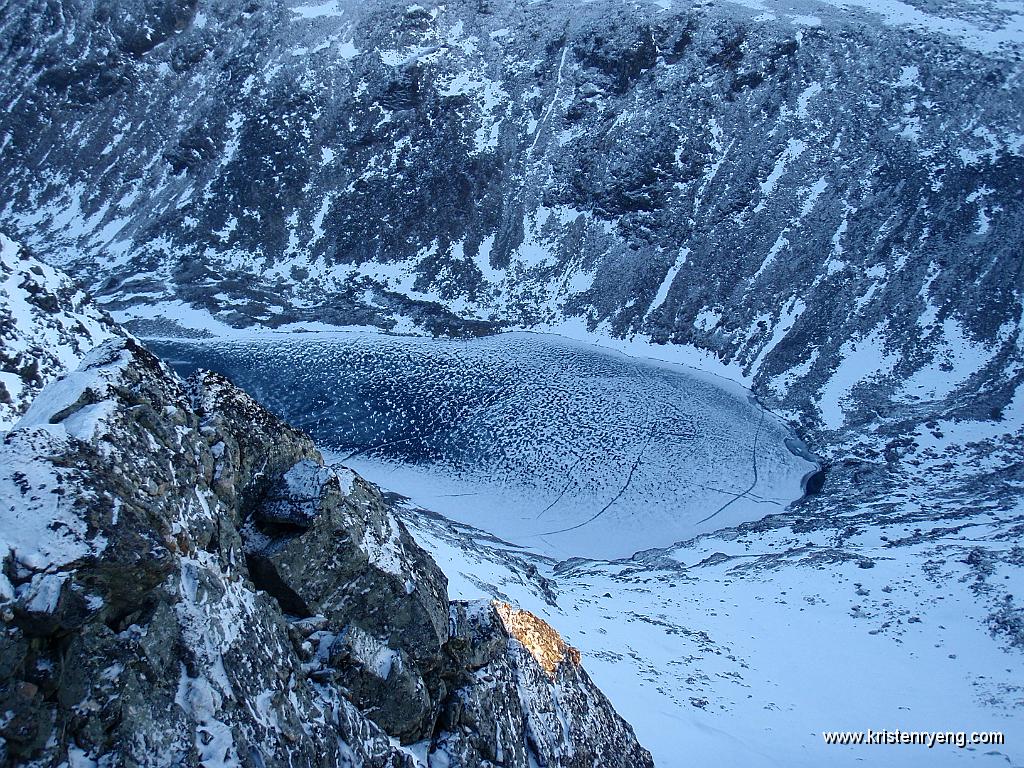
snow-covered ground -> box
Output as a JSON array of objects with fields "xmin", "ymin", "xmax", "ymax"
[
  {"xmin": 390, "ymin": 487, "xmax": 1024, "ymax": 768},
  {"xmin": 0, "ymin": 233, "xmax": 117, "ymax": 430}
]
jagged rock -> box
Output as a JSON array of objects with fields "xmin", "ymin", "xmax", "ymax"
[
  {"xmin": 327, "ymin": 623, "xmax": 437, "ymax": 742},
  {"xmin": 187, "ymin": 368, "xmax": 322, "ymax": 519},
  {"xmin": 0, "ymin": 338, "xmax": 406, "ymax": 767},
  {"xmin": 493, "ymin": 602, "xmax": 582, "ymax": 674},
  {"xmin": 0, "ymin": 233, "xmax": 117, "ymax": 431},
  {"xmin": 435, "ymin": 601, "xmax": 654, "ymax": 768},
  {"xmin": 243, "ymin": 465, "xmax": 450, "ymax": 668},
  {"xmin": 241, "ymin": 453, "xmax": 451, "ymax": 742},
  {"xmin": 0, "ymin": 337, "xmax": 652, "ymax": 766}
]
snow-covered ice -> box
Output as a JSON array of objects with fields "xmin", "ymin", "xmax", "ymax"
[{"xmin": 151, "ymin": 330, "xmax": 816, "ymax": 560}]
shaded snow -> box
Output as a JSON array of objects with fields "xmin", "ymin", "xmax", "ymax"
[{"xmin": 0, "ymin": 233, "xmax": 117, "ymax": 429}]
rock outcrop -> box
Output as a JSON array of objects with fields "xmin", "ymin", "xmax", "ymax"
[
  {"xmin": 0, "ymin": 233, "xmax": 117, "ymax": 431},
  {"xmin": 0, "ymin": 337, "xmax": 653, "ymax": 767},
  {"xmin": 436, "ymin": 601, "xmax": 652, "ymax": 768}
]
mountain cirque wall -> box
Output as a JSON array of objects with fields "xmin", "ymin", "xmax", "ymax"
[
  {"xmin": 0, "ymin": 337, "xmax": 654, "ymax": 767},
  {"xmin": 1, "ymin": 0, "xmax": 1022, "ymax": 433}
]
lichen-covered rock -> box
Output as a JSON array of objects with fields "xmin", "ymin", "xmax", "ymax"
[{"xmin": 0, "ymin": 337, "xmax": 652, "ymax": 767}]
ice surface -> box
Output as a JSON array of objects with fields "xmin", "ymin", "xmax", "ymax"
[{"xmin": 150, "ymin": 331, "xmax": 815, "ymax": 559}]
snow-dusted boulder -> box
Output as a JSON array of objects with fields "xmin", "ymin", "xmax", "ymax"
[
  {"xmin": 0, "ymin": 233, "xmax": 117, "ymax": 431},
  {"xmin": 0, "ymin": 337, "xmax": 652, "ymax": 766}
]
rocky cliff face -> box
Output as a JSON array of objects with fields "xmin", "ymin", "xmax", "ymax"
[
  {"xmin": 0, "ymin": 0, "xmax": 1021, "ymax": 435},
  {"xmin": 1, "ymin": 2, "xmax": 1021, "ymax": 760},
  {"xmin": 0, "ymin": 233, "xmax": 118, "ymax": 430},
  {"xmin": 0, "ymin": 337, "xmax": 653, "ymax": 767}
]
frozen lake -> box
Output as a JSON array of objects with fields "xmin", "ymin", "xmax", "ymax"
[{"xmin": 151, "ymin": 331, "xmax": 816, "ymax": 559}]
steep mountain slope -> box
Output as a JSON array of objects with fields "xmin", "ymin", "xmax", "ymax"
[
  {"xmin": 1, "ymin": 1, "xmax": 1022, "ymax": 763},
  {"xmin": 1, "ymin": 0, "xmax": 1022, "ymax": 434},
  {"xmin": 0, "ymin": 233, "xmax": 118, "ymax": 430},
  {"xmin": 0, "ymin": 336, "xmax": 654, "ymax": 767}
]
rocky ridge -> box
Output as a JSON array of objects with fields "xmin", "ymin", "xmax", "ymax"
[
  {"xmin": 0, "ymin": 233, "xmax": 118, "ymax": 431},
  {"xmin": 0, "ymin": 336, "xmax": 653, "ymax": 767}
]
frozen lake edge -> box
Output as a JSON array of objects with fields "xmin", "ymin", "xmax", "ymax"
[{"xmin": 149, "ymin": 328, "xmax": 819, "ymax": 560}]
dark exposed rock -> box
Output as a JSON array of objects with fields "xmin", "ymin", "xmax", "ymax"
[
  {"xmin": 0, "ymin": 337, "xmax": 653, "ymax": 767},
  {"xmin": 241, "ymin": 455, "xmax": 451, "ymax": 742},
  {"xmin": 436, "ymin": 601, "xmax": 653, "ymax": 768}
]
